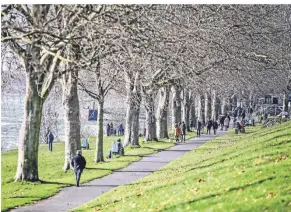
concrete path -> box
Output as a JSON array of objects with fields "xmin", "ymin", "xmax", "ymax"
[{"xmin": 12, "ymin": 131, "xmax": 226, "ymax": 212}]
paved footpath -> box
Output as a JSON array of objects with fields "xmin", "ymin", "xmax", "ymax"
[{"xmin": 12, "ymin": 131, "xmax": 226, "ymax": 212}]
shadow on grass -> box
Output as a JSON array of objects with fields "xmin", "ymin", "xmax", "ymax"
[
  {"xmin": 39, "ymin": 180, "xmax": 71, "ymax": 186},
  {"xmin": 114, "ymin": 170, "xmax": 154, "ymax": 174},
  {"xmin": 123, "ymin": 154, "xmax": 158, "ymax": 157},
  {"xmin": 86, "ymin": 167, "xmax": 116, "ymax": 171},
  {"xmin": 10, "ymin": 196, "xmax": 43, "ymax": 199},
  {"xmin": 81, "ymin": 184, "xmax": 117, "ymax": 188},
  {"xmin": 163, "ymin": 176, "xmax": 276, "ymax": 211}
]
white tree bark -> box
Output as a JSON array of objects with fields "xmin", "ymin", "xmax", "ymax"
[
  {"xmin": 204, "ymin": 92, "xmax": 211, "ymax": 121},
  {"xmin": 145, "ymin": 91, "xmax": 158, "ymax": 141},
  {"xmin": 195, "ymin": 94, "xmax": 202, "ymax": 121},
  {"xmin": 182, "ymin": 89, "xmax": 191, "ymax": 131},
  {"xmin": 62, "ymin": 70, "xmax": 81, "ymax": 171},
  {"xmin": 130, "ymin": 103, "xmax": 141, "ymax": 146},
  {"xmin": 211, "ymin": 90, "xmax": 217, "ymax": 120},
  {"xmin": 15, "ymin": 73, "xmax": 44, "ymax": 181},
  {"xmin": 124, "ymin": 71, "xmax": 141, "ymax": 147},
  {"xmin": 221, "ymin": 97, "xmax": 227, "ymax": 115},
  {"xmin": 156, "ymin": 86, "xmax": 170, "ymax": 139},
  {"xmin": 95, "ymin": 99, "xmax": 104, "ymax": 162},
  {"xmin": 171, "ymin": 85, "xmax": 182, "ymax": 129}
]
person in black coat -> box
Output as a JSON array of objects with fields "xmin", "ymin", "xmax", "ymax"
[
  {"xmin": 197, "ymin": 120, "xmax": 202, "ymax": 137},
  {"xmin": 180, "ymin": 121, "xmax": 186, "ymax": 142},
  {"xmin": 206, "ymin": 119, "xmax": 213, "ymax": 135},
  {"xmin": 213, "ymin": 120, "xmax": 219, "ymax": 135},
  {"xmin": 71, "ymin": 150, "xmax": 86, "ymax": 187}
]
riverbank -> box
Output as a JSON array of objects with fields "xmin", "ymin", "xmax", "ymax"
[{"xmin": 1, "ymin": 132, "xmax": 196, "ymax": 211}]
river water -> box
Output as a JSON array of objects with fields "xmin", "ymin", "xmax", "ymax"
[{"xmin": 1, "ymin": 90, "xmax": 145, "ymax": 152}]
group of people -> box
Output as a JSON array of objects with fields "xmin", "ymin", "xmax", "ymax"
[
  {"xmin": 174, "ymin": 121, "xmax": 187, "ymax": 143},
  {"xmin": 206, "ymin": 119, "xmax": 219, "ymax": 135},
  {"xmin": 106, "ymin": 123, "xmax": 124, "ymax": 136},
  {"xmin": 195, "ymin": 119, "xmax": 219, "ymax": 137},
  {"xmin": 219, "ymin": 115, "xmax": 231, "ymax": 131}
]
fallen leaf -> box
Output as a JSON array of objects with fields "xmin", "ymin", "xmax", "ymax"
[
  {"xmin": 198, "ymin": 178, "xmax": 205, "ymax": 183},
  {"xmin": 266, "ymin": 193, "xmax": 274, "ymax": 199}
]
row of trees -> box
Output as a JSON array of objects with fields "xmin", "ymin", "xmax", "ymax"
[{"xmin": 1, "ymin": 5, "xmax": 290, "ymax": 181}]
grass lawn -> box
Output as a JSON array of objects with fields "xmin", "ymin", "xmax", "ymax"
[
  {"xmin": 73, "ymin": 121, "xmax": 291, "ymax": 212},
  {"xmin": 1, "ymin": 131, "xmax": 196, "ymax": 211}
]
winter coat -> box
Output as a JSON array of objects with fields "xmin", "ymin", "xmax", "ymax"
[
  {"xmin": 207, "ymin": 120, "xmax": 213, "ymax": 128},
  {"xmin": 175, "ymin": 127, "xmax": 181, "ymax": 136},
  {"xmin": 71, "ymin": 154, "xmax": 86, "ymax": 172},
  {"xmin": 213, "ymin": 121, "xmax": 218, "ymax": 129},
  {"xmin": 197, "ymin": 121, "xmax": 202, "ymax": 129},
  {"xmin": 48, "ymin": 132, "xmax": 54, "ymax": 143},
  {"xmin": 224, "ymin": 117, "xmax": 230, "ymax": 126}
]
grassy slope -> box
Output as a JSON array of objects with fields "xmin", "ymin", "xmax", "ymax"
[
  {"xmin": 1, "ymin": 131, "xmax": 196, "ymax": 211},
  {"xmin": 73, "ymin": 122, "xmax": 291, "ymax": 212}
]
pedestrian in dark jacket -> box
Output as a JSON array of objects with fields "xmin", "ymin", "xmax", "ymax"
[
  {"xmin": 180, "ymin": 121, "xmax": 186, "ymax": 142},
  {"xmin": 206, "ymin": 120, "xmax": 213, "ymax": 135},
  {"xmin": 220, "ymin": 116, "xmax": 225, "ymax": 130},
  {"xmin": 213, "ymin": 120, "xmax": 218, "ymax": 135},
  {"xmin": 71, "ymin": 150, "xmax": 86, "ymax": 187},
  {"xmin": 106, "ymin": 123, "xmax": 110, "ymax": 136},
  {"xmin": 47, "ymin": 130, "xmax": 54, "ymax": 151},
  {"xmin": 197, "ymin": 120, "xmax": 202, "ymax": 137}
]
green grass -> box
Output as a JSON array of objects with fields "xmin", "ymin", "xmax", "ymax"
[
  {"xmin": 73, "ymin": 122, "xmax": 291, "ymax": 212},
  {"xmin": 1, "ymin": 131, "xmax": 196, "ymax": 212}
]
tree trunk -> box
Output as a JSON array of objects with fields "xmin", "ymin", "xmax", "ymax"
[
  {"xmin": 171, "ymin": 85, "xmax": 182, "ymax": 129},
  {"xmin": 221, "ymin": 97, "xmax": 227, "ymax": 115},
  {"xmin": 283, "ymin": 92, "xmax": 288, "ymax": 113},
  {"xmin": 211, "ymin": 90, "xmax": 217, "ymax": 120},
  {"xmin": 195, "ymin": 94, "xmax": 202, "ymax": 121},
  {"xmin": 15, "ymin": 74, "xmax": 43, "ymax": 181},
  {"xmin": 130, "ymin": 103, "xmax": 141, "ymax": 146},
  {"xmin": 204, "ymin": 92, "xmax": 211, "ymax": 121},
  {"xmin": 190, "ymin": 102, "xmax": 196, "ymax": 129},
  {"xmin": 124, "ymin": 88, "xmax": 134, "ymax": 147},
  {"xmin": 95, "ymin": 99, "xmax": 104, "ymax": 162},
  {"xmin": 62, "ymin": 70, "xmax": 81, "ymax": 171},
  {"xmin": 145, "ymin": 91, "xmax": 158, "ymax": 141},
  {"xmin": 156, "ymin": 86, "xmax": 170, "ymax": 139},
  {"xmin": 182, "ymin": 89, "xmax": 191, "ymax": 131}
]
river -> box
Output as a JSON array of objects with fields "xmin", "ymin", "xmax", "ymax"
[{"xmin": 1, "ymin": 90, "xmax": 146, "ymax": 152}]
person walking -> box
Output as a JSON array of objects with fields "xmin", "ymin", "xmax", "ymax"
[
  {"xmin": 206, "ymin": 119, "xmax": 213, "ymax": 135},
  {"xmin": 106, "ymin": 123, "xmax": 110, "ymax": 136},
  {"xmin": 47, "ymin": 130, "xmax": 54, "ymax": 151},
  {"xmin": 180, "ymin": 121, "xmax": 186, "ymax": 142},
  {"xmin": 118, "ymin": 124, "xmax": 124, "ymax": 136},
  {"xmin": 197, "ymin": 120, "xmax": 202, "ymax": 137},
  {"xmin": 220, "ymin": 116, "xmax": 225, "ymax": 130},
  {"xmin": 213, "ymin": 120, "xmax": 218, "ymax": 135},
  {"xmin": 71, "ymin": 150, "xmax": 86, "ymax": 187},
  {"xmin": 174, "ymin": 123, "xmax": 182, "ymax": 143},
  {"xmin": 224, "ymin": 116, "xmax": 230, "ymax": 131},
  {"xmin": 110, "ymin": 122, "xmax": 114, "ymax": 135}
]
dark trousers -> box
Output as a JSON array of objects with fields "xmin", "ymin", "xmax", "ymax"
[
  {"xmin": 75, "ymin": 169, "xmax": 83, "ymax": 186},
  {"xmin": 213, "ymin": 129, "xmax": 217, "ymax": 135},
  {"xmin": 48, "ymin": 141, "xmax": 53, "ymax": 151},
  {"xmin": 197, "ymin": 129, "xmax": 201, "ymax": 137},
  {"xmin": 181, "ymin": 133, "xmax": 186, "ymax": 142},
  {"xmin": 207, "ymin": 127, "xmax": 211, "ymax": 135}
]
